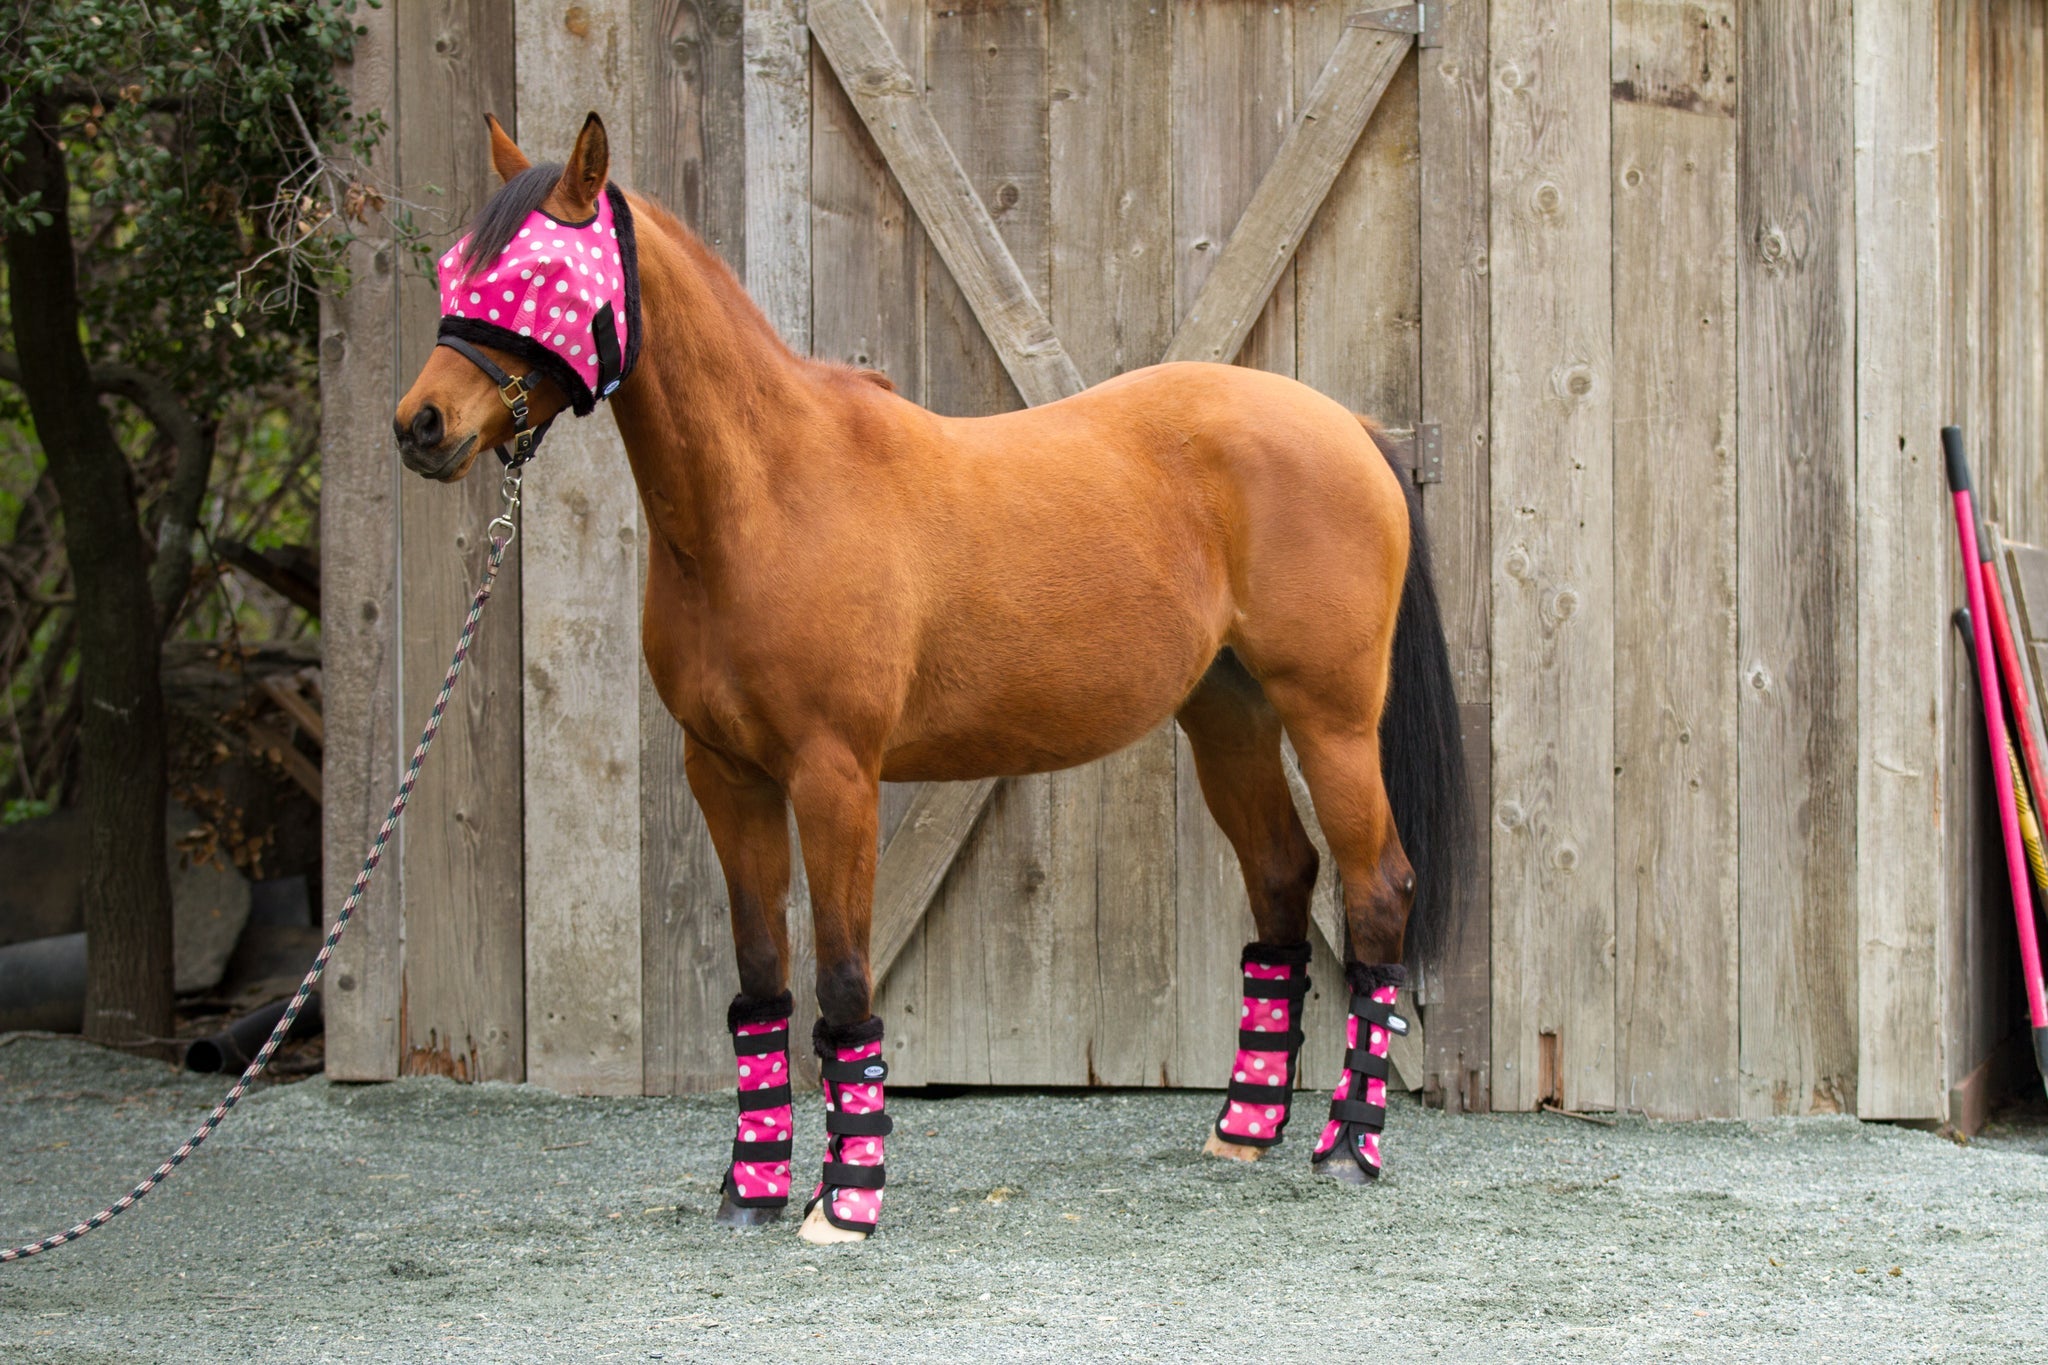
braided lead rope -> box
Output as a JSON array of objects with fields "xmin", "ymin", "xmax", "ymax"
[{"xmin": 2, "ymin": 477, "xmax": 522, "ymax": 1264}]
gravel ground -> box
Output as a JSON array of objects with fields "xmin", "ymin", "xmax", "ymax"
[{"xmin": 3, "ymin": 1037, "xmax": 2046, "ymax": 1363}]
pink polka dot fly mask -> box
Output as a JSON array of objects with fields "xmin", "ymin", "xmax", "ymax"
[{"xmin": 435, "ymin": 180, "xmax": 642, "ymax": 423}]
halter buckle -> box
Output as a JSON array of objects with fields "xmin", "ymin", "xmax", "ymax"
[{"xmin": 496, "ymin": 374, "xmax": 532, "ymax": 412}]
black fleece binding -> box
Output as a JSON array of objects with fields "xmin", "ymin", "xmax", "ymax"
[
  {"xmin": 1318, "ymin": 963, "xmax": 1409, "ymax": 1178},
  {"xmin": 434, "ymin": 182, "xmax": 644, "ymax": 422},
  {"xmin": 1214, "ymin": 941, "xmax": 1313, "ymax": 1149},
  {"xmin": 807, "ymin": 1017, "xmax": 891, "ymax": 1234},
  {"xmin": 721, "ymin": 990, "xmax": 795, "ymax": 1211}
]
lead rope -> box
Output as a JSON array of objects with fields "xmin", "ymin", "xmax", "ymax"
[{"xmin": 1, "ymin": 470, "xmax": 524, "ymax": 1264}]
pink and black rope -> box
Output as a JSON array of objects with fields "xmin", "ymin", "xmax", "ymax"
[{"xmin": 1, "ymin": 530, "xmax": 515, "ymax": 1264}]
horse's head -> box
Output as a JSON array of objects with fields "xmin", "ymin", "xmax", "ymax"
[{"xmin": 395, "ymin": 112, "xmax": 637, "ymax": 481}]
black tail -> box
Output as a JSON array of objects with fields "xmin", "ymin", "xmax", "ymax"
[{"xmin": 1370, "ymin": 430, "xmax": 1473, "ymax": 975}]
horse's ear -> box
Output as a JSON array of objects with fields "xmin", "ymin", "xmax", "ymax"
[
  {"xmin": 558, "ymin": 112, "xmax": 609, "ymax": 219},
  {"xmin": 485, "ymin": 113, "xmax": 530, "ymax": 183}
]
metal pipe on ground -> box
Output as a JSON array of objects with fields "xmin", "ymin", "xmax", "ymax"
[
  {"xmin": 0, "ymin": 932, "xmax": 86, "ymax": 1032},
  {"xmin": 183, "ymin": 991, "xmax": 322, "ymax": 1074}
]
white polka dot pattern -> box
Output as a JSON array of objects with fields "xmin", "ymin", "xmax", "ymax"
[{"xmin": 437, "ymin": 189, "xmax": 632, "ymax": 406}]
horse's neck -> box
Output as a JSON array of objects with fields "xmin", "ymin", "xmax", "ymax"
[{"xmin": 607, "ymin": 205, "xmax": 817, "ymax": 558}]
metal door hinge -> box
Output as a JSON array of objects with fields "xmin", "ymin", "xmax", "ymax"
[
  {"xmin": 1413, "ymin": 423, "xmax": 1444, "ymax": 485},
  {"xmin": 1349, "ymin": 3, "xmax": 1445, "ymax": 48},
  {"xmin": 1382, "ymin": 424, "xmax": 1445, "ymax": 486}
]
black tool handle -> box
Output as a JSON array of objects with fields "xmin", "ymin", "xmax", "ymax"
[{"xmin": 1944, "ymin": 425, "xmax": 1971, "ymax": 494}]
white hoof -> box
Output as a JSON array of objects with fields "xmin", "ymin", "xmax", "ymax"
[
  {"xmin": 1202, "ymin": 1126, "xmax": 1265, "ymax": 1163},
  {"xmin": 797, "ymin": 1204, "xmax": 869, "ymax": 1244}
]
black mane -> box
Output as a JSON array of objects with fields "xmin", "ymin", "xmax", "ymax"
[{"xmin": 457, "ymin": 162, "xmax": 565, "ymax": 277}]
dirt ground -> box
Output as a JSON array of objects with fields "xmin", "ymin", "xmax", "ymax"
[{"xmin": 3, "ymin": 1037, "xmax": 2046, "ymax": 1363}]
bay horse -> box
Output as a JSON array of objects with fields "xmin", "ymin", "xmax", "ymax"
[{"xmin": 394, "ymin": 113, "xmax": 1469, "ymax": 1244}]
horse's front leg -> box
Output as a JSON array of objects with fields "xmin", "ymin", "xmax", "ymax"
[
  {"xmin": 684, "ymin": 738, "xmax": 798, "ymax": 1227},
  {"xmin": 784, "ymin": 743, "xmax": 888, "ymax": 1245}
]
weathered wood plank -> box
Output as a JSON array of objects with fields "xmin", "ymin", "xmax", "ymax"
[
  {"xmin": 1047, "ymin": 0, "xmax": 1177, "ymax": 1087},
  {"xmin": 868, "ymin": 778, "xmax": 997, "ymax": 985},
  {"xmin": 1611, "ymin": 0, "xmax": 1739, "ymax": 1121},
  {"xmin": 1853, "ymin": 0, "xmax": 1947, "ymax": 1122},
  {"xmin": 639, "ymin": 0, "xmax": 749, "ymax": 1097},
  {"xmin": 393, "ymin": 0, "xmax": 525, "ymax": 1084},
  {"xmin": 743, "ymin": 0, "xmax": 810, "ymax": 353},
  {"xmin": 1415, "ymin": 0, "xmax": 1493, "ymax": 1110},
  {"xmin": 1294, "ymin": 13, "xmax": 1419, "ymax": 430},
  {"xmin": 321, "ymin": 0, "xmax": 401, "ymax": 1081},
  {"xmin": 1423, "ymin": 704, "xmax": 1492, "ymax": 1111},
  {"xmin": 1938, "ymin": 0, "xmax": 2006, "ymax": 1103},
  {"xmin": 1170, "ymin": 0, "xmax": 1294, "ymax": 1092},
  {"xmin": 915, "ymin": 0, "xmax": 1067, "ymax": 1084},
  {"xmin": 1420, "ymin": 0, "xmax": 1492, "ymax": 707},
  {"xmin": 1162, "ymin": 23, "xmax": 1412, "ymax": 368},
  {"xmin": 515, "ymin": 0, "xmax": 644, "ymax": 1096},
  {"xmin": 806, "ymin": 0, "xmax": 1084, "ymax": 407},
  {"xmin": 1489, "ymin": 0, "xmax": 1615, "ymax": 1113},
  {"xmin": 817, "ymin": 0, "xmax": 929, "ymax": 1087},
  {"xmin": 1288, "ymin": 6, "xmax": 1421, "ymax": 1092},
  {"xmin": 1736, "ymin": 0, "xmax": 1857, "ymax": 1118}
]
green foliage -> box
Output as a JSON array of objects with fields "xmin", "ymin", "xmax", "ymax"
[
  {"xmin": 0, "ymin": 1, "xmax": 386, "ymax": 808},
  {"xmin": 0, "ymin": 0, "xmax": 379, "ymax": 417}
]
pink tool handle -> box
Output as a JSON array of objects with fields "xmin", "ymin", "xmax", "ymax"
[{"xmin": 1949, "ymin": 445, "xmax": 2048, "ymax": 1032}]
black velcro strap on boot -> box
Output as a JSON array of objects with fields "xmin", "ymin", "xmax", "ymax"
[
  {"xmin": 1328, "ymin": 1097, "xmax": 1388, "ymax": 1129},
  {"xmin": 1239, "ymin": 1027, "xmax": 1306, "ymax": 1053},
  {"xmin": 1343, "ymin": 1048, "xmax": 1393, "ymax": 1080},
  {"xmin": 821, "ymin": 1162, "xmax": 886, "ymax": 1190},
  {"xmin": 1350, "ymin": 995, "xmax": 1410, "ymax": 1035},
  {"xmin": 731, "ymin": 1137, "xmax": 793, "ymax": 1162},
  {"xmin": 1227, "ymin": 1078, "xmax": 1296, "ymax": 1105},
  {"xmin": 1243, "ymin": 976, "xmax": 1313, "ymax": 1001},
  {"xmin": 737, "ymin": 1082, "xmax": 792, "ymax": 1110},
  {"xmin": 820, "ymin": 1056, "xmax": 890, "ymax": 1085},
  {"xmin": 733, "ymin": 1028, "xmax": 790, "ymax": 1056},
  {"xmin": 825, "ymin": 1109, "xmax": 894, "ymax": 1137}
]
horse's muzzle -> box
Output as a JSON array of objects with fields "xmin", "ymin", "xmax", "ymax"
[{"xmin": 396, "ymin": 431, "xmax": 477, "ymax": 481}]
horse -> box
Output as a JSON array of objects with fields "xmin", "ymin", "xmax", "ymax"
[{"xmin": 394, "ymin": 112, "xmax": 1470, "ymax": 1245}]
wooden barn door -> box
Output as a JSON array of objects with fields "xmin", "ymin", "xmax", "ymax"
[{"xmin": 792, "ymin": 0, "xmax": 1485, "ymax": 1098}]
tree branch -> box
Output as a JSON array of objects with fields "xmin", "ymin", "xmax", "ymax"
[{"xmin": 0, "ymin": 352, "xmax": 215, "ymax": 632}]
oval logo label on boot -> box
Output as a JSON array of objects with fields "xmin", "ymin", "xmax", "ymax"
[{"xmin": 863, "ymin": 1064, "xmax": 887, "ymax": 1080}]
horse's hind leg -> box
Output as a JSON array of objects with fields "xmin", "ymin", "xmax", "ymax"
[
  {"xmin": 685, "ymin": 738, "xmax": 798, "ymax": 1227},
  {"xmin": 1175, "ymin": 651, "xmax": 1322, "ymax": 1162},
  {"xmin": 1259, "ymin": 681, "xmax": 1416, "ymax": 1185}
]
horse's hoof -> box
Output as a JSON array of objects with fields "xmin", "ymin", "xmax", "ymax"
[
  {"xmin": 1202, "ymin": 1126, "xmax": 1265, "ymax": 1163},
  {"xmin": 713, "ymin": 1197, "xmax": 784, "ymax": 1227},
  {"xmin": 1310, "ymin": 1155, "xmax": 1376, "ymax": 1186},
  {"xmin": 797, "ymin": 1204, "xmax": 869, "ymax": 1245}
]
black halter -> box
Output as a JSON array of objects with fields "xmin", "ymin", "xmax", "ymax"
[{"xmin": 435, "ymin": 334, "xmax": 556, "ymax": 469}]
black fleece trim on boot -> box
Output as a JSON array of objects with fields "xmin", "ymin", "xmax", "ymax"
[
  {"xmin": 1242, "ymin": 939, "xmax": 1315, "ymax": 969},
  {"xmin": 813, "ymin": 1015, "xmax": 887, "ymax": 1055},
  {"xmin": 1345, "ymin": 961, "xmax": 1408, "ymax": 996},
  {"xmin": 727, "ymin": 990, "xmax": 793, "ymax": 1033}
]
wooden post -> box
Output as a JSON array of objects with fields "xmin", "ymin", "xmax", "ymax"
[
  {"xmin": 638, "ymin": 0, "xmax": 753, "ymax": 1097},
  {"xmin": 514, "ymin": 0, "xmax": 644, "ymax": 1096},
  {"xmin": 1736, "ymin": 0, "xmax": 1858, "ymax": 1118},
  {"xmin": 1047, "ymin": 0, "xmax": 1178, "ymax": 1087},
  {"xmin": 1489, "ymin": 0, "xmax": 1617, "ymax": 1112},
  {"xmin": 1854, "ymin": 0, "xmax": 1946, "ymax": 1122},
  {"xmin": 392, "ymin": 0, "xmax": 526, "ymax": 1083},
  {"xmin": 1416, "ymin": 0, "xmax": 1493, "ymax": 1114},
  {"xmin": 1610, "ymin": 0, "xmax": 1741, "ymax": 1120},
  {"xmin": 321, "ymin": 1, "xmax": 401, "ymax": 1081}
]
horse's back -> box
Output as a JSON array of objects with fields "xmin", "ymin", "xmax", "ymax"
[{"xmin": 871, "ymin": 362, "xmax": 1410, "ymax": 779}]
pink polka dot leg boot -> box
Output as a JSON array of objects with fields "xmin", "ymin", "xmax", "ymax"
[
  {"xmin": 1311, "ymin": 964, "xmax": 1409, "ymax": 1184},
  {"xmin": 802, "ymin": 1017, "xmax": 890, "ymax": 1241},
  {"xmin": 716, "ymin": 991, "xmax": 795, "ymax": 1227},
  {"xmin": 1207, "ymin": 941, "xmax": 1313, "ymax": 1160}
]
